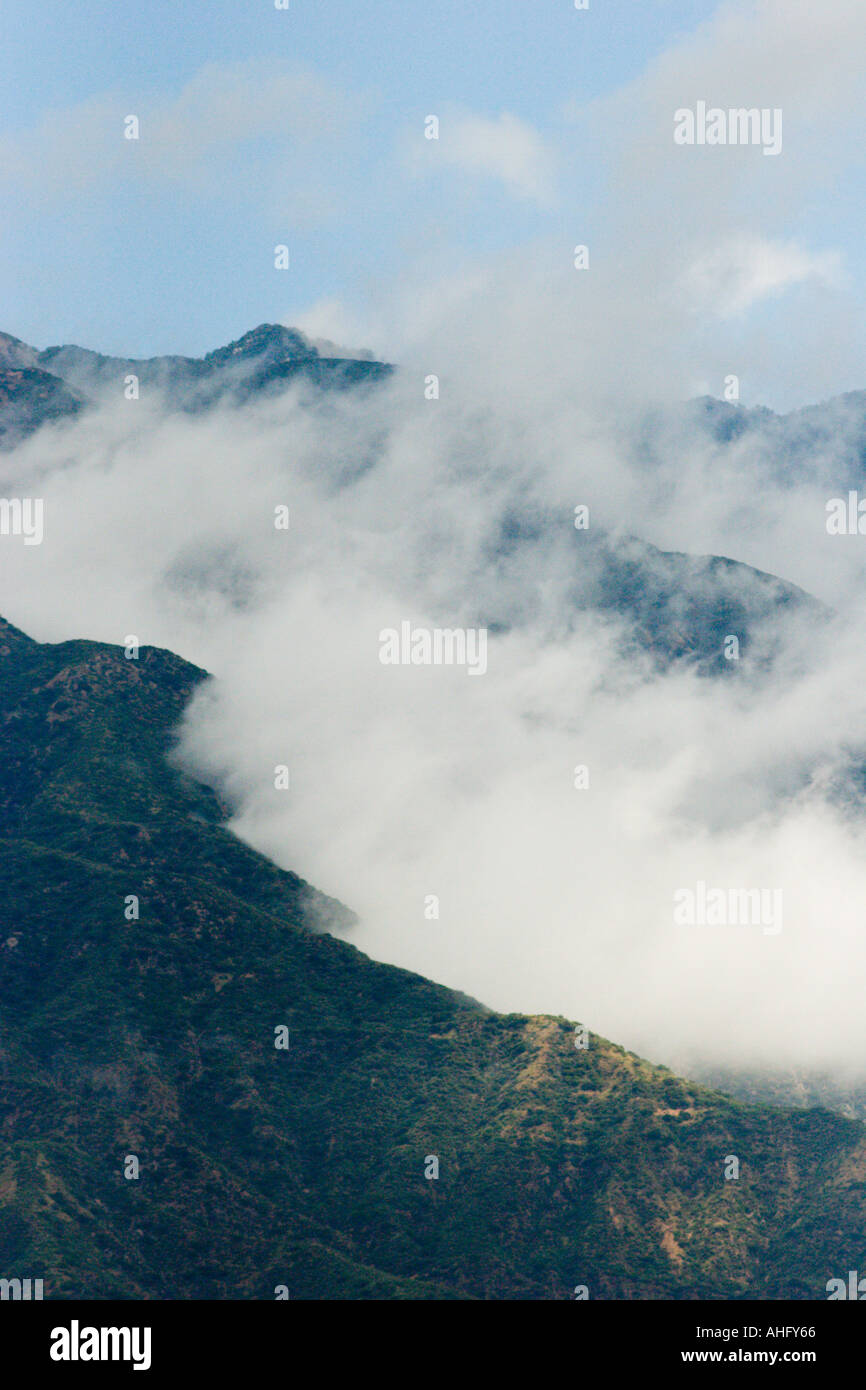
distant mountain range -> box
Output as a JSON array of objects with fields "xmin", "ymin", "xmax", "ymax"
[
  {"xmin": 0, "ymin": 323, "xmax": 392, "ymax": 446},
  {"xmin": 0, "ymin": 323, "xmax": 825, "ymax": 681},
  {"xmin": 2, "ymin": 612, "xmax": 866, "ymax": 1299},
  {"xmin": 9, "ymin": 322, "xmax": 866, "ymax": 489}
]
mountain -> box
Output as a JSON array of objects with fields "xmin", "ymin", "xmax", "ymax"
[
  {"xmin": 486, "ymin": 518, "xmax": 821, "ymax": 678},
  {"xmin": 0, "ymin": 367, "xmax": 84, "ymax": 449},
  {"xmin": 36, "ymin": 322, "xmax": 393, "ymax": 407},
  {"xmin": 2, "ymin": 614, "xmax": 866, "ymax": 1299},
  {"xmin": 643, "ymin": 391, "xmax": 866, "ymax": 489},
  {"xmin": 0, "ymin": 323, "xmax": 824, "ymax": 686},
  {"xmin": 681, "ymin": 1064, "xmax": 866, "ymax": 1126},
  {"xmin": 0, "ymin": 331, "xmax": 39, "ymax": 370},
  {"xmin": 10, "ymin": 320, "xmax": 866, "ymax": 495},
  {"xmin": 0, "ymin": 324, "xmax": 392, "ymax": 444}
]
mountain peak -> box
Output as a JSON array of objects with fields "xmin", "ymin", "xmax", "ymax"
[
  {"xmin": 0, "ymin": 613, "xmax": 38, "ymax": 656},
  {"xmin": 0, "ymin": 331, "xmax": 37, "ymax": 369},
  {"xmin": 203, "ymin": 323, "xmax": 317, "ymax": 368}
]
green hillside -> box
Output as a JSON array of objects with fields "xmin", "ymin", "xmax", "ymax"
[{"xmin": 1, "ymin": 615, "xmax": 864, "ymax": 1299}]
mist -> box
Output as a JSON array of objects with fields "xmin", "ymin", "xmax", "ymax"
[
  {"xmin": 3, "ymin": 308, "xmax": 866, "ymax": 1077},
  {"xmin": 5, "ymin": 0, "xmax": 866, "ymax": 1075}
]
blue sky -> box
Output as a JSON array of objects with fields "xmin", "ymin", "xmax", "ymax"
[
  {"xmin": 1, "ymin": 0, "xmax": 718, "ymax": 353},
  {"xmin": 2, "ymin": 0, "xmax": 865, "ymax": 411},
  {"xmin": 3, "ymin": 0, "xmax": 718, "ymax": 126}
]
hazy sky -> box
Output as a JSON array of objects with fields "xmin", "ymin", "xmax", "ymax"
[{"xmin": 3, "ymin": 0, "xmax": 866, "ymax": 411}]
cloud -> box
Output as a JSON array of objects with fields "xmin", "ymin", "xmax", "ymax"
[
  {"xmin": 0, "ymin": 59, "xmax": 354, "ymax": 212},
  {"xmin": 680, "ymin": 236, "xmax": 843, "ymax": 318},
  {"xmin": 412, "ymin": 109, "xmax": 556, "ymax": 205},
  {"xmin": 291, "ymin": 299, "xmax": 379, "ymax": 360},
  {"xmin": 5, "ymin": 344, "xmax": 866, "ymax": 1078}
]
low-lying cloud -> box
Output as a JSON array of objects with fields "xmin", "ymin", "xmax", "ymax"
[
  {"xmin": 4, "ymin": 342, "xmax": 866, "ymax": 1076},
  {"xmin": 4, "ymin": 0, "xmax": 866, "ymax": 1079}
]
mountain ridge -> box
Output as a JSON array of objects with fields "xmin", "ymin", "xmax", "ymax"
[
  {"xmin": 2, "ymin": 614, "xmax": 866, "ymax": 1299},
  {"xmin": 0, "ymin": 323, "xmax": 392, "ymax": 444}
]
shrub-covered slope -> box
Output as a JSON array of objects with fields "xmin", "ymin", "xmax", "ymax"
[{"xmin": 1, "ymin": 615, "xmax": 864, "ymax": 1299}]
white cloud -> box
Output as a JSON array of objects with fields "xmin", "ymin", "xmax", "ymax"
[
  {"xmin": 291, "ymin": 299, "xmax": 379, "ymax": 360},
  {"xmin": 681, "ymin": 236, "xmax": 843, "ymax": 318},
  {"xmin": 5, "ymin": 353, "xmax": 866, "ymax": 1075},
  {"xmin": 414, "ymin": 110, "xmax": 556, "ymax": 205}
]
